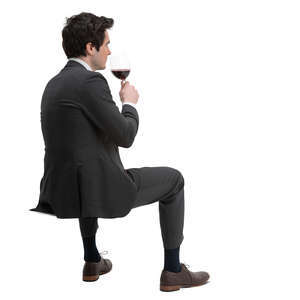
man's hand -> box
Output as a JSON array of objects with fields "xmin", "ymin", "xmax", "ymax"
[{"xmin": 119, "ymin": 80, "xmax": 139, "ymax": 104}]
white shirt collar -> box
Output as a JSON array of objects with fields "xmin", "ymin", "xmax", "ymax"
[{"xmin": 68, "ymin": 57, "xmax": 93, "ymax": 71}]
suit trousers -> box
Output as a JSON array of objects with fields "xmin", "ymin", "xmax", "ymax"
[{"xmin": 79, "ymin": 166, "xmax": 185, "ymax": 249}]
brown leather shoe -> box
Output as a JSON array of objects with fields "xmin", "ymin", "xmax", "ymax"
[
  {"xmin": 82, "ymin": 251, "xmax": 112, "ymax": 282},
  {"xmin": 160, "ymin": 263, "xmax": 209, "ymax": 292}
]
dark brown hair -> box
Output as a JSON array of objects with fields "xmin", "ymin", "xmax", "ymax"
[{"xmin": 62, "ymin": 12, "xmax": 114, "ymax": 58}]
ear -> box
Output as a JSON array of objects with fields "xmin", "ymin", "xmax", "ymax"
[{"xmin": 85, "ymin": 42, "xmax": 94, "ymax": 55}]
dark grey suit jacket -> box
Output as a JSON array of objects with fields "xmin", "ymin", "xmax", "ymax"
[{"xmin": 30, "ymin": 60, "xmax": 139, "ymax": 218}]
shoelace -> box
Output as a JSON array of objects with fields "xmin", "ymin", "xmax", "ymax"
[
  {"xmin": 100, "ymin": 250, "xmax": 108, "ymax": 256},
  {"xmin": 181, "ymin": 262, "xmax": 191, "ymax": 269},
  {"xmin": 99, "ymin": 250, "xmax": 109, "ymax": 266}
]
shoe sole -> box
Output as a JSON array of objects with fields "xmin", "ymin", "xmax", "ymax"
[
  {"xmin": 83, "ymin": 274, "xmax": 100, "ymax": 282},
  {"xmin": 82, "ymin": 269, "xmax": 111, "ymax": 282},
  {"xmin": 160, "ymin": 280, "xmax": 209, "ymax": 292}
]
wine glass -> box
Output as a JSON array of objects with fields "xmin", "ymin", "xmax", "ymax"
[{"xmin": 110, "ymin": 52, "xmax": 131, "ymax": 84}]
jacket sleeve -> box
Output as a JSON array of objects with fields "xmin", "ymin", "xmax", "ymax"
[{"xmin": 79, "ymin": 72, "xmax": 139, "ymax": 148}]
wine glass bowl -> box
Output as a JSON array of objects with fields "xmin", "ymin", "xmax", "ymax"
[{"xmin": 110, "ymin": 52, "xmax": 131, "ymax": 81}]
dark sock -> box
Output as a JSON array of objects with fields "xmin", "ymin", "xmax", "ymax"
[
  {"xmin": 82, "ymin": 235, "xmax": 101, "ymax": 262},
  {"xmin": 163, "ymin": 246, "xmax": 181, "ymax": 272}
]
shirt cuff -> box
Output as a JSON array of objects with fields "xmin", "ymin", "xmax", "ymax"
[{"xmin": 122, "ymin": 102, "xmax": 137, "ymax": 109}]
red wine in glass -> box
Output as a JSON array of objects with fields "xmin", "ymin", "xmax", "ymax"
[
  {"xmin": 110, "ymin": 53, "xmax": 131, "ymax": 82},
  {"xmin": 111, "ymin": 69, "xmax": 130, "ymax": 80}
]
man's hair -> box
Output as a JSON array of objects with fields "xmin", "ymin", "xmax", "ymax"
[{"xmin": 62, "ymin": 12, "xmax": 114, "ymax": 58}]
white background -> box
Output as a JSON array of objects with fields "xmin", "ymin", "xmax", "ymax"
[{"xmin": 1, "ymin": 0, "xmax": 299, "ymax": 298}]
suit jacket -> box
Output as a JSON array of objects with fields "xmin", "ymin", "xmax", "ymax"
[{"xmin": 29, "ymin": 60, "xmax": 139, "ymax": 218}]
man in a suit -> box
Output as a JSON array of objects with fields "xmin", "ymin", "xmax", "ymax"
[{"xmin": 30, "ymin": 12, "xmax": 209, "ymax": 291}]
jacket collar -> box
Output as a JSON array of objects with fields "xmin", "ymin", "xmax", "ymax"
[{"xmin": 63, "ymin": 58, "xmax": 94, "ymax": 71}]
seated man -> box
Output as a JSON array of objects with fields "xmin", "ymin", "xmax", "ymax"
[{"xmin": 30, "ymin": 12, "xmax": 209, "ymax": 292}]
